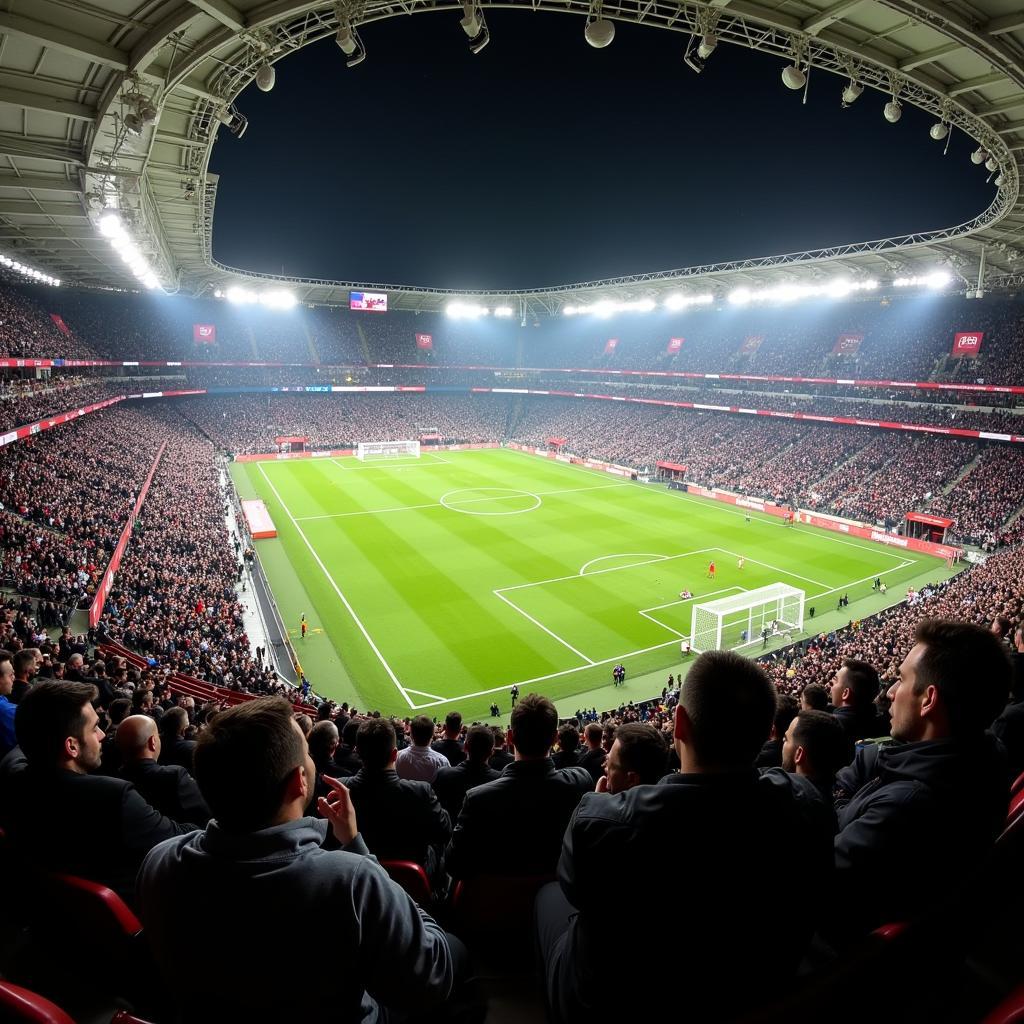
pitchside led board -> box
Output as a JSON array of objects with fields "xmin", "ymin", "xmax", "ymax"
[{"xmin": 350, "ymin": 291, "xmax": 388, "ymax": 313}]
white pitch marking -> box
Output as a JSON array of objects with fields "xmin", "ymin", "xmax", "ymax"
[
  {"xmin": 256, "ymin": 463, "xmax": 416, "ymax": 709},
  {"xmin": 493, "ymin": 589, "xmax": 595, "ymax": 665},
  {"xmin": 710, "ymin": 547, "xmax": 831, "ymax": 589},
  {"xmin": 579, "ymin": 553, "xmax": 668, "ymax": 575},
  {"xmin": 404, "ymin": 687, "xmax": 448, "ymax": 701}
]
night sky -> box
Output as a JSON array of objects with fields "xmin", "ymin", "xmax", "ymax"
[{"xmin": 209, "ymin": 12, "xmax": 994, "ymax": 290}]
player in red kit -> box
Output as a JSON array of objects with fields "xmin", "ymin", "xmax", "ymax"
[{"xmin": 707, "ymin": 561, "xmax": 716, "ymax": 579}]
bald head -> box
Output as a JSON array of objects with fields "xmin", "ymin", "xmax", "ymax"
[{"xmin": 116, "ymin": 715, "xmax": 160, "ymax": 762}]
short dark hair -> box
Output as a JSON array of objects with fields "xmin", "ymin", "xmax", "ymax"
[
  {"xmin": 444, "ymin": 711, "xmax": 462, "ymax": 735},
  {"xmin": 615, "ymin": 723, "xmax": 668, "ymax": 784},
  {"xmin": 841, "ymin": 659, "xmax": 880, "ymax": 708},
  {"xmin": 12, "ymin": 649, "xmax": 35, "ymax": 678},
  {"xmin": 557, "ymin": 724, "xmax": 580, "ymax": 754},
  {"xmin": 342, "ymin": 717, "xmax": 360, "ymax": 748},
  {"xmin": 791, "ymin": 710, "xmax": 848, "ymax": 782},
  {"xmin": 295, "ymin": 714, "xmax": 313, "ymax": 737},
  {"xmin": 583, "ymin": 722, "xmax": 603, "ymax": 746},
  {"xmin": 16, "ymin": 681, "xmax": 99, "ymax": 765},
  {"xmin": 913, "ymin": 619, "xmax": 1011, "ymax": 735},
  {"xmin": 307, "ymin": 720, "xmax": 339, "ymax": 770},
  {"xmin": 773, "ymin": 694, "xmax": 800, "ymax": 739},
  {"xmin": 356, "ymin": 718, "xmax": 396, "ymax": 770},
  {"xmin": 160, "ymin": 706, "xmax": 188, "ymax": 740},
  {"xmin": 490, "ymin": 726, "xmax": 506, "ymax": 748},
  {"xmin": 194, "ymin": 697, "xmax": 305, "ymax": 832},
  {"xmin": 681, "ymin": 650, "xmax": 775, "ymax": 768},
  {"xmin": 509, "ymin": 694, "xmax": 558, "ymax": 757},
  {"xmin": 108, "ymin": 697, "xmax": 132, "ymax": 726},
  {"xmin": 409, "ymin": 715, "xmax": 434, "ymax": 746},
  {"xmin": 464, "ymin": 725, "xmax": 494, "ymax": 761},
  {"xmin": 801, "ymin": 683, "xmax": 829, "ymax": 711}
]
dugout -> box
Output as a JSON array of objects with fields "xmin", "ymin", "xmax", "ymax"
[
  {"xmin": 905, "ymin": 511, "xmax": 954, "ymax": 545},
  {"xmin": 275, "ymin": 435, "xmax": 308, "ymax": 453}
]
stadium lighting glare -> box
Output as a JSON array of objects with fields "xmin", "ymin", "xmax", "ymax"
[
  {"xmin": 99, "ymin": 213, "xmax": 125, "ymax": 238},
  {"xmin": 781, "ymin": 65, "xmax": 805, "ymax": 90},
  {"xmin": 893, "ymin": 271, "xmax": 952, "ymax": 289},
  {"xmin": 565, "ymin": 297, "xmax": 657, "ymax": 317},
  {"xmin": 0, "ymin": 252, "xmax": 60, "ymax": 286},
  {"xmin": 226, "ymin": 286, "xmax": 258, "ymax": 304},
  {"xmin": 446, "ymin": 301, "xmax": 489, "ymax": 319},
  {"xmin": 664, "ymin": 292, "xmax": 714, "ymax": 310},
  {"xmin": 259, "ymin": 289, "xmax": 298, "ymax": 310},
  {"xmin": 729, "ymin": 278, "xmax": 877, "ymax": 306},
  {"xmin": 563, "ymin": 305, "xmax": 577, "ymax": 316},
  {"xmin": 841, "ymin": 80, "xmax": 863, "ymax": 106},
  {"xmin": 494, "ymin": 305, "xmax": 515, "ymax": 317},
  {"xmin": 883, "ymin": 98, "xmax": 902, "ymax": 123},
  {"xmin": 728, "ymin": 287, "xmax": 752, "ymax": 306}
]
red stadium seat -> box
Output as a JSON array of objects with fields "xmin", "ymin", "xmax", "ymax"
[
  {"xmin": 380, "ymin": 860, "xmax": 433, "ymax": 905},
  {"xmin": 451, "ymin": 874, "xmax": 555, "ymax": 947},
  {"xmin": 982, "ymin": 985, "xmax": 1024, "ymax": 1024},
  {"xmin": 40, "ymin": 873, "xmax": 142, "ymax": 945},
  {"xmin": 1010, "ymin": 770, "xmax": 1024, "ymax": 800},
  {"xmin": 0, "ymin": 983, "xmax": 75, "ymax": 1024}
]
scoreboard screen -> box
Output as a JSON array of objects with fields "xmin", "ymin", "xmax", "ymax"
[{"xmin": 350, "ymin": 291, "xmax": 387, "ymax": 312}]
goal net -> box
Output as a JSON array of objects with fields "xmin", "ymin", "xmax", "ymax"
[
  {"xmin": 690, "ymin": 584, "xmax": 805, "ymax": 653},
  {"xmin": 356, "ymin": 440, "xmax": 420, "ymax": 461}
]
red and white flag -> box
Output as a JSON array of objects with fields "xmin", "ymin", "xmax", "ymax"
[
  {"xmin": 50, "ymin": 313, "xmax": 71, "ymax": 336},
  {"xmin": 604, "ymin": 338, "xmax": 619, "ymax": 354},
  {"xmin": 951, "ymin": 331, "xmax": 983, "ymax": 357},
  {"xmin": 740, "ymin": 335, "xmax": 764, "ymax": 354},
  {"xmin": 415, "ymin": 333, "xmax": 433, "ymax": 351},
  {"xmin": 832, "ymin": 333, "xmax": 864, "ymax": 355},
  {"xmin": 667, "ymin": 337, "xmax": 684, "ymax": 354},
  {"xmin": 193, "ymin": 323, "xmax": 217, "ymax": 345}
]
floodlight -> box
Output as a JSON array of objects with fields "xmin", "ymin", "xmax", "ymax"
[
  {"xmin": 585, "ymin": 18, "xmax": 615, "ymax": 47},
  {"xmin": 841, "ymin": 80, "xmax": 862, "ymax": 106},
  {"xmin": 260, "ymin": 289, "xmax": 297, "ymax": 310},
  {"xmin": 883, "ymin": 99, "xmax": 902, "ymax": 123},
  {"xmin": 985, "ymin": 156, "xmax": 998, "ymax": 172},
  {"xmin": 563, "ymin": 305, "xmax": 577, "ymax": 316},
  {"xmin": 697, "ymin": 33, "xmax": 717, "ymax": 59},
  {"xmin": 255, "ymin": 63, "xmax": 276, "ymax": 92},
  {"xmin": 124, "ymin": 111, "xmax": 144, "ymax": 135},
  {"xmin": 684, "ymin": 52, "xmax": 705, "ymax": 74},
  {"xmin": 494, "ymin": 305, "xmax": 514, "ymax": 317},
  {"xmin": 971, "ymin": 147, "xmax": 986, "ymax": 165},
  {"xmin": 926, "ymin": 271, "xmax": 951, "ymax": 289},
  {"xmin": 781, "ymin": 65, "xmax": 805, "ymax": 90},
  {"xmin": 929, "ymin": 121, "xmax": 948, "ymax": 140},
  {"xmin": 99, "ymin": 213, "xmax": 124, "ymax": 238},
  {"xmin": 728, "ymin": 287, "xmax": 752, "ymax": 305},
  {"xmin": 336, "ymin": 24, "xmax": 366, "ymax": 65},
  {"xmin": 995, "ymin": 173, "xmax": 1005, "ymax": 187},
  {"xmin": 143, "ymin": 273, "xmax": 159, "ymax": 290}
]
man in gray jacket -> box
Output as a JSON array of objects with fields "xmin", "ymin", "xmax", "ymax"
[{"xmin": 137, "ymin": 697, "xmax": 464, "ymax": 1023}]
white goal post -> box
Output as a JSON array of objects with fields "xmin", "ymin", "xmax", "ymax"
[
  {"xmin": 356, "ymin": 440, "xmax": 421, "ymax": 460},
  {"xmin": 690, "ymin": 584, "xmax": 805, "ymax": 653}
]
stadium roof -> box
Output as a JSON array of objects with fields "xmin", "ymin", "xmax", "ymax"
[{"xmin": 1, "ymin": 0, "xmax": 1023, "ymax": 315}]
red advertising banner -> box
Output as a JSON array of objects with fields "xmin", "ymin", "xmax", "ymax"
[
  {"xmin": 604, "ymin": 338, "xmax": 619, "ymax": 354},
  {"xmin": 667, "ymin": 337, "xmax": 684, "ymax": 354},
  {"xmin": 951, "ymin": 331, "xmax": 983, "ymax": 357},
  {"xmin": 49, "ymin": 313, "xmax": 71, "ymax": 336},
  {"xmin": 415, "ymin": 333, "xmax": 433, "ymax": 351},
  {"xmin": 193, "ymin": 323, "xmax": 217, "ymax": 345},
  {"xmin": 832, "ymin": 333, "xmax": 864, "ymax": 355},
  {"xmin": 740, "ymin": 335, "xmax": 764, "ymax": 354}
]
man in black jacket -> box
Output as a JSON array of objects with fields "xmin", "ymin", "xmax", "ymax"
[
  {"xmin": 431, "ymin": 711, "xmax": 466, "ymax": 766},
  {"xmin": 0, "ymin": 681, "xmax": 192, "ymax": 904},
  {"xmin": 446, "ymin": 694, "xmax": 592, "ymax": 879},
  {"xmin": 781, "ymin": 709, "xmax": 848, "ymax": 805},
  {"xmin": 537, "ymin": 651, "xmax": 833, "ymax": 1024},
  {"xmin": 830, "ymin": 658, "xmax": 884, "ymax": 757},
  {"xmin": 575, "ymin": 722, "xmax": 606, "ymax": 785},
  {"xmin": 117, "ymin": 715, "xmax": 211, "ymax": 826},
  {"xmin": 159, "ymin": 707, "xmax": 196, "ymax": 773},
  {"xmin": 831, "ymin": 619, "xmax": 1011, "ymax": 941},
  {"xmin": 342, "ymin": 718, "xmax": 451, "ymax": 882},
  {"xmin": 432, "ymin": 725, "xmax": 500, "ymax": 819}
]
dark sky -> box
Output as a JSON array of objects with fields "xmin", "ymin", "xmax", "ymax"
[{"xmin": 209, "ymin": 12, "xmax": 994, "ymax": 290}]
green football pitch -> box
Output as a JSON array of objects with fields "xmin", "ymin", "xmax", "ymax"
[{"xmin": 231, "ymin": 448, "xmax": 957, "ymax": 720}]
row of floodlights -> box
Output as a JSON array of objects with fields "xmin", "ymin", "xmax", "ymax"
[
  {"xmin": 98, "ymin": 213, "xmax": 160, "ymax": 290},
  {"xmin": 565, "ymin": 294, "xmax": 714, "ymax": 316},
  {"xmin": 213, "ymin": 286, "xmax": 298, "ymax": 310},
  {"xmin": 446, "ymin": 302, "xmax": 515, "ymax": 319},
  {"xmin": 0, "ymin": 254, "xmax": 60, "ymax": 287}
]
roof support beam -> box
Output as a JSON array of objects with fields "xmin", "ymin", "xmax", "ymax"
[
  {"xmin": 0, "ymin": 87, "xmax": 94, "ymax": 121},
  {"xmin": 975, "ymin": 94, "xmax": 1024, "ymax": 117},
  {"xmin": 0, "ymin": 175, "xmax": 82, "ymax": 194},
  {"xmin": 802, "ymin": 0, "xmax": 864, "ymax": 36},
  {"xmin": 986, "ymin": 12, "xmax": 1024, "ymax": 35},
  {"xmin": 994, "ymin": 118, "xmax": 1024, "ymax": 134},
  {"xmin": 0, "ymin": 11, "xmax": 129, "ymax": 70},
  {"xmin": 898, "ymin": 42, "xmax": 960, "ymax": 71},
  {"xmin": 187, "ymin": 0, "xmax": 245, "ymax": 32},
  {"xmin": 0, "ymin": 136, "xmax": 84, "ymax": 165},
  {"xmin": 948, "ymin": 71, "xmax": 1008, "ymax": 97}
]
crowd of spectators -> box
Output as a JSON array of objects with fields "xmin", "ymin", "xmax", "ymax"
[
  {"xmin": 0, "ymin": 376, "xmax": 121, "ymax": 432},
  {"xmin": 0, "ymin": 286, "xmax": 99, "ymax": 360}
]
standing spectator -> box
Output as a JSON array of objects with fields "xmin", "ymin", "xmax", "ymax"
[
  {"xmin": 488, "ymin": 727, "xmax": 514, "ymax": 772},
  {"xmin": 432, "ymin": 725, "xmax": 500, "ymax": 819},
  {"xmin": 552, "ymin": 724, "xmax": 581, "ymax": 770},
  {"xmin": 755, "ymin": 694, "xmax": 800, "ymax": 769},
  {"xmin": 159, "ymin": 707, "xmax": 196, "ymax": 774},
  {"xmin": 781, "ymin": 710, "xmax": 849, "ymax": 803},
  {"xmin": 10, "ymin": 649, "xmax": 35, "ymax": 704},
  {"xmin": 576, "ymin": 722, "xmax": 606, "ymax": 785},
  {"xmin": 0, "ymin": 650, "xmax": 16, "ymax": 757},
  {"xmin": 396, "ymin": 714, "xmax": 451, "ymax": 783},
  {"xmin": 432, "ymin": 711, "xmax": 467, "ymax": 766},
  {"xmin": 831, "ymin": 659, "xmax": 884, "ymax": 756},
  {"xmin": 598, "ymin": 723, "xmax": 668, "ymax": 793}
]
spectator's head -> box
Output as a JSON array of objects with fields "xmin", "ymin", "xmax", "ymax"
[
  {"xmin": 675, "ymin": 651, "xmax": 775, "ymax": 772},
  {"xmin": 800, "ymin": 683, "xmax": 829, "ymax": 712},
  {"xmin": 509, "ymin": 694, "xmax": 558, "ymax": 760},
  {"xmin": 356, "ymin": 718, "xmax": 398, "ymax": 771},
  {"xmin": 490, "ymin": 726, "xmax": 506, "ymax": 751},
  {"xmin": 116, "ymin": 714, "xmax": 161, "ymax": 763},
  {"xmin": 12, "ymin": 649, "xmax": 35, "ymax": 682},
  {"xmin": 65, "ymin": 653, "xmax": 85, "ymax": 677},
  {"xmin": 294, "ymin": 713, "xmax": 313, "ymax": 738},
  {"xmin": 889, "ymin": 619, "xmax": 1011, "ymax": 742},
  {"xmin": 341, "ymin": 716, "xmax": 360, "ymax": 750},
  {"xmin": 782, "ymin": 711, "xmax": 848, "ymax": 785},
  {"xmin": 16, "ymin": 681, "xmax": 102, "ymax": 772},
  {"xmin": 160, "ymin": 706, "xmax": 189, "ymax": 741},
  {"xmin": 409, "ymin": 714, "xmax": 434, "ymax": 747},
  {"xmin": 443, "ymin": 711, "xmax": 462, "ymax": 739},
  {"xmin": 770, "ymin": 694, "xmax": 800, "ymax": 741},
  {"xmin": 194, "ymin": 697, "xmax": 313, "ymax": 833},
  {"xmin": 831, "ymin": 659, "xmax": 880, "ymax": 711},
  {"xmin": 131, "ymin": 688, "xmax": 154, "ymax": 714},
  {"xmin": 601, "ymin": 723, "xmax": 616, "ymax": 753},
  {"xmin": 991, "ymin": 615, "xmax": 1011, "ymax": 639},
  {"xmin": 583, "ymin": 722, "xmax": 603, "ymax": 751},
  {"xmin": 107, "ymin": 697, "xmax": 131, "ymax": 727},
  {"xmin": 307, "ymin": 720, "xmax": 339, "ymax": 771},
  {"xmin": 604, "ymin": 724, "xmax": 668, "ymax": 792},
  {"xmin": 0, "ymin": 650, "xmax": 13, "ymax": 698},
  {"xmin": 557, "ymin": 724, "xmax": 580, "ymax": 755},
  {"xmin": 464, "ymin": 724, "xmax": 494, "ymax": 764}
]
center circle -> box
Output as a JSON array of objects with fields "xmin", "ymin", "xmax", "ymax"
[{"xmin": 439, "ymin": 488, "xmax": 542, "ymax": 516}]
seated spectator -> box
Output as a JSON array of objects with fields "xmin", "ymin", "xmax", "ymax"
[
  {"xmin": 832, "ymin": 620, "xmax": 1011, "ymax": 940},
  {"xmin": 446, "ymin": 694, "xmax": 591, "ymax": 879},
  {"xmin": 488, "ymin": 727, "xmax": 514, "ymax": 771},
  {"xmin": 396, "ymin": 714, "xmax": 450, "ymax": 783},
  {"xmin": 159, "ymin": 706, "xmax": 196, "ymax": 773},
  {"xmin": 10, "ymin": 648, "xmax": 35, "ymax": 704},
  {"xmin": 432, "ymin": 711, "xmax": 466, "ymax": 766},
  {"xmin": 781, "ymin": 710, "xmax": 848, "ymax": 803},
  {"xmin": 116, "ymin": 715, "xmax": 211, "ymax": 826},
  {"xmin": 97, "ymin": 696, "xmax": 132, "ymax": 778},
  {"xmin": 801, "ymin": 683, "xmax": 830, "ymax": 712},
  {"xmin": 344, "ymin": 718, "xmax": 451, "ymax": 882},
  {"xmin": 576, "ymin": 722, "xmax": 606, "ymax": 784},
  {"xmin": 0, "ymin": 681, "xmax": 189, "ymax": 902},
  {"xmin": 308, "ymin": 719, "xmax": 351, "ymax": 789},
  {"xmin": 537, "ymin": 651, "xmax": 833, "ymax": 1023},
  {"xmin": 0, "ymin": 650, "xmax": 15, "ymax": 757},
  {"xmin": 432, "ymin": 725, "xmax": 500, "ymax": 819},
  {"xmin": 755, "ymin": 694, "xmax": 799, "ymax": 768},
  {"xmin": 831, "ymin": 658, "xmax": 884, "ymax": 755},
  {"xmin": 137, "ymin": 697, "xmax": 464, "ymax": 1023},
  {"xmin": 598, "ymin": 723, "xmax": 668, "ymax": 793},
  {"xmin": 333, "ymin": 716, "xmax": 362, "ymax": 774},
  {"xmin": 992, "ymin": 626, "xmax": 1024, "ymax": 782},
  {"xmin": 552, "ymin": 724, "xmax": 581, "ymax": 770}
]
